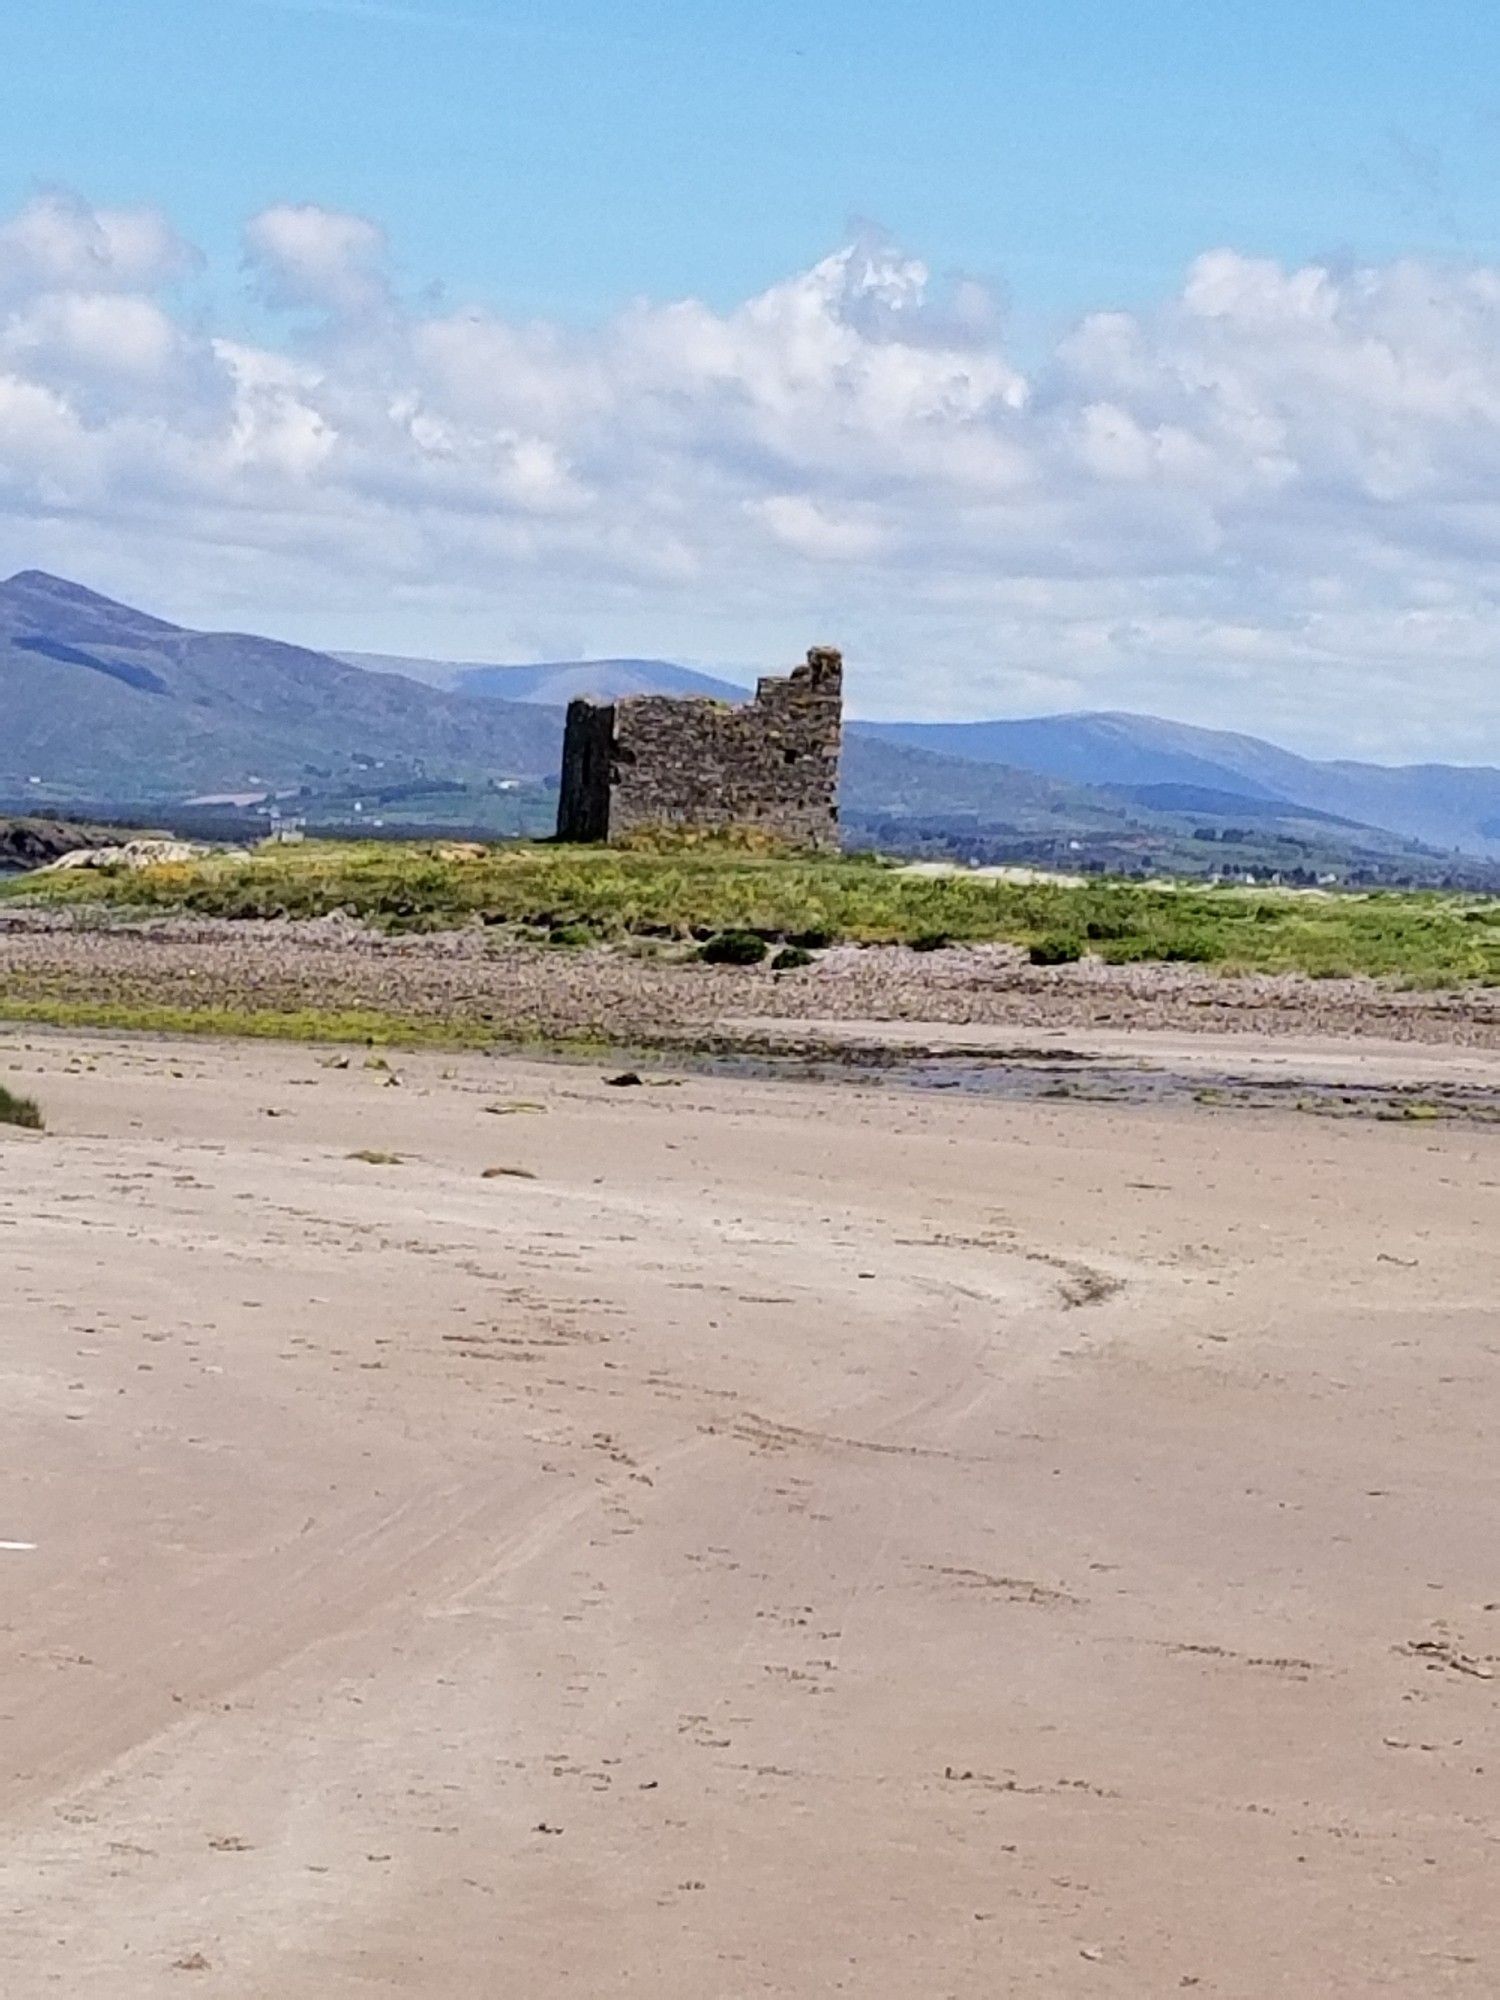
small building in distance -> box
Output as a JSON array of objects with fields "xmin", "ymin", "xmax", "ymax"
[{"xmin": 555, "ymin": 646, "xmax": 843, "ymax": 850}]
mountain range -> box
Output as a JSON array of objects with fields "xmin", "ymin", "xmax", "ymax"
[
  {"xmin": 3, "ymin": 570, "xmax": 1498, "ymax": 880},
  {"xmin": 0, "ymin": 570, "xmax": 558, "ymax": 801},
  {"xmin": 339, "ymin": 650, "xmax": 748, "ymax": 706},
  {"xmin": 860, "ymin": 714, "xmax": 1500, "ymax": 859}
]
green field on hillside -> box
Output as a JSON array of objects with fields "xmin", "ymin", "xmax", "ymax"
[{"xmin": 5, "ymin": 841, "xmax": 1499, "ymax": 984}]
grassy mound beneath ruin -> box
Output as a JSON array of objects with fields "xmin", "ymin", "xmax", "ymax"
[{"xmin": 3, "ymin": 839, "xmax": 1499, "ymax": 984}]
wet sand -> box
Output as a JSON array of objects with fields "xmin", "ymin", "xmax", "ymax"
[{"xmin": 1, "ymin": 1027, "xmax": 1497, "ymax": 1995}]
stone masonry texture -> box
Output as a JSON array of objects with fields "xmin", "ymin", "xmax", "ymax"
[{"xmin": 555, "ymin": 646, "xmax": 843, "ymax": 850}]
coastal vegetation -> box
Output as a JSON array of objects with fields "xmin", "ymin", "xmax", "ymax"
[
  {"xmin": 4, "ymin": 839, "xmax": 1499, "ymax": 985},
  {"xmin": 0, "ymin": 1083, "xmax": 43, "ymax": 1129}
]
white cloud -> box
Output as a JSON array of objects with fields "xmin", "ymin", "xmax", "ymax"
[
  {"xmin": 749, "ymin": 494, "xmax": 890, "ymax": 561},
  {"xmin": 243, "ymin": 203, "xmax": 391, "ymax": 316},
  {"xmin": 3, "ymin": 292, "xmax": 183, "ymax": 383},
  {"xmin": 4, "ymin": 195, "xmax": 1500, "ymax": 756},
  {"xmin": 0, "ymin": 191, "xmax": 197, "ymax": 299}
]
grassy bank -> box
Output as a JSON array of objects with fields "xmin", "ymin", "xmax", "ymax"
[
  {"xmin": 5, "ymin": 840, "xmax": 1500, "ymax": 983},
  {"xmin": 0, "ymin": 996, "xmax": 502, "ymax": 1049}
]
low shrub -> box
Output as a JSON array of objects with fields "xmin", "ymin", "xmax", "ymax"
[
  {"xmin": 909, "ymin": 931, "xmax": 951, "ymax": 952},
  {"xmin": 0, "ymin": 1084, "xmax": 42, "ymax": 1130},
  {"xmin": 1028, "ymin": 935, "xmax": 1084, "ymax": 967},
  {"xmin": 699, "ymin": 930, "xmax": 769, "ymax": 966},
  {"xmin": 1159, "ymin": 933, "xmax": 1222, "ymax": 964},
  {"xmin": 771, "ymin": 945, "xmax": 814, "ymax": 971}
]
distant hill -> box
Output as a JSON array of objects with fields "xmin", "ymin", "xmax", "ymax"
[
  {"xmin": 840, "ymin": 733, "xmax": 1126, "ymax": 826},
  {"xmin": 0, "ymin": 571, "xmax": 559, "ymax": 802},
  {"xmin": 864, "ymin": 712, "xmax": 1500, "ymax": 859},
  {"xmin": 339, "ymin": 651, "xmax": 750, "ymax": 706}
]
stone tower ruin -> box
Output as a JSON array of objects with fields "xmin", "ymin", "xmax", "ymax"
[{"xmin": 555, "ymin": 646, "xmax": 843, "ymax": 850}]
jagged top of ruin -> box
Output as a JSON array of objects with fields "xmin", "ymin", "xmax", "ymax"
[{"xmin": 572, "ymin": 646, "xmax": 843, "ymax": 714}]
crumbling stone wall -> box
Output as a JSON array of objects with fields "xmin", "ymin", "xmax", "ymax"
[{"xmin": 556, "ymin": 646, "xmax": 843, "ymax": 849}]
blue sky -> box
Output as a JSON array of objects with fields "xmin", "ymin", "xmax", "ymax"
[
  {"xmin": 4, "ymin": 0, "xmax": 1500, "ymax": 755},
  {"xmin": 6, "ymin": 0, "xmax": 1498, "ymax": 333}
]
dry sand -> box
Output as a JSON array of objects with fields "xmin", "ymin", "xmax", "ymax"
[{"xmin": 1, "ymin": 1027, "xmax": 1497, "ymax": 1995}]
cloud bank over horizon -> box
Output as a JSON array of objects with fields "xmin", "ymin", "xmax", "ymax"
[{"xmin": 3, "ymin": 188, "xmax": 1500, "ymax": 760}]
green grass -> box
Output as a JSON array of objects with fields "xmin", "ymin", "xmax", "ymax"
[
  {"xmin": 0, "ymin": 1083, "xmax": 43, "ymax": 1130},
  {"xmin": 0, "ymin": 993, "xmax": 635, "ymax": 1061},
  {"xmin": 0, "ymin": 996, "xmax": 498, "ymax": 1049},
  {"xmin": 4, "ymin": 839, "xmax": 1499, "ymax": 984}
]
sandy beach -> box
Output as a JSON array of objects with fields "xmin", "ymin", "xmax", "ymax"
[{"xmin": 1, "ymin": 1026, "xmax": 1497, "ymax": 1995}]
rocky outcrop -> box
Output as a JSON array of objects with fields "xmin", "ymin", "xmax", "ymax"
[
  {"xmin": 0, "ymin": 817, "xmax": 123, "ymax": 871},
  {"xmin": 39, "ymin": 837, "xmax": 234, "ymax": 872}
]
